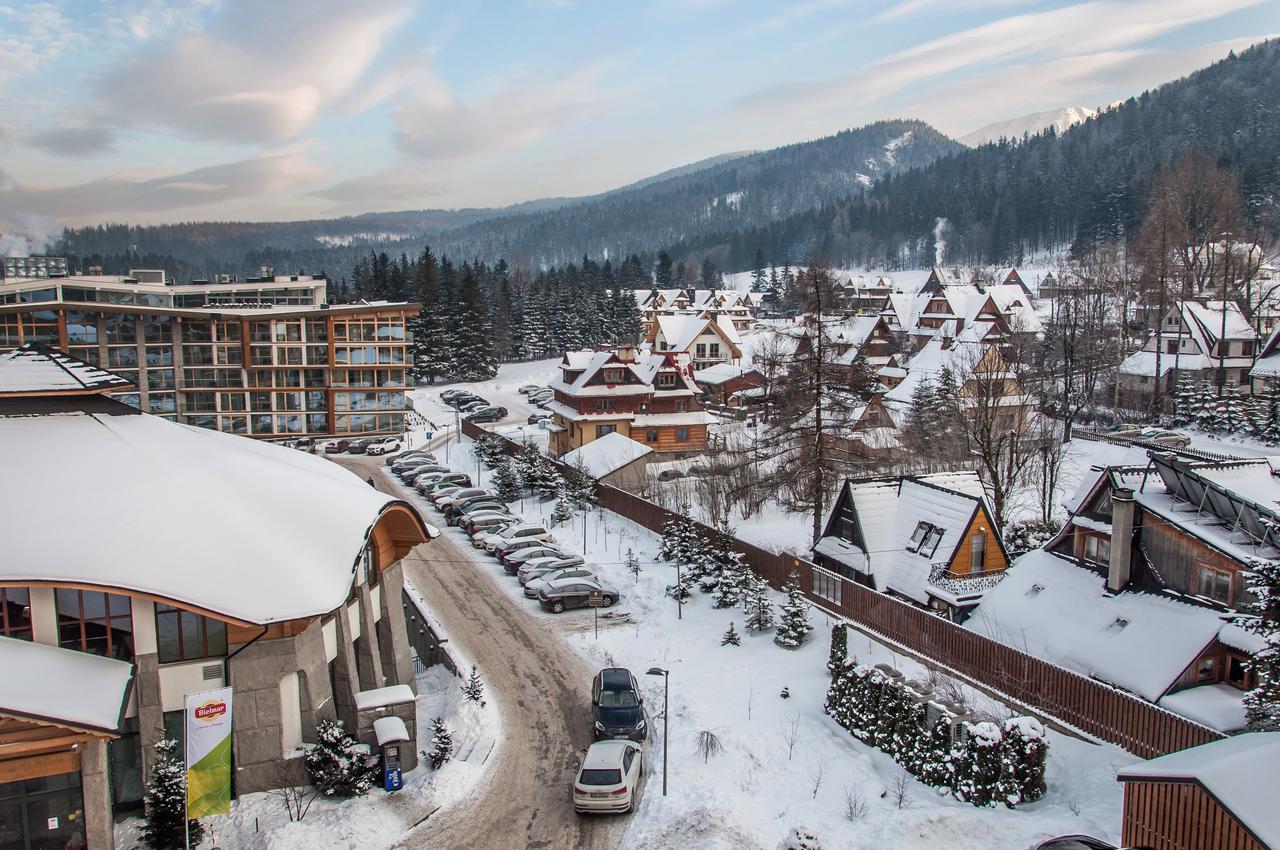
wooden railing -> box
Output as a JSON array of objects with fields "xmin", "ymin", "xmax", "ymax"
[{"xmin": 460, "ymin": 420, "xmax": 1226, "ymax": 759}]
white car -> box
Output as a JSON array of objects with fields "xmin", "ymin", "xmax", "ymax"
[
  {"xmin": 523, "ymin": 565, "xmax": 597, "ymax": 597},
  {"xmin": 432, "ymin": 486, "xmax": 490, "ymax": 507},
  {"xmin": 574, "ymin": 740, "xmax": 643, "ymax": 814},
  {"xmin": 499, "ymin": 542, "xmax": 564, "ymax": 566},
  {"xmin": 472, "ymin": 519, "xmax": 522, "ymax": 547},
  {"xmin": 518, "ymin": 384, "xmax": 541, "ymax": 394},
  {"xmin": 518, "ymin": 554, "xmax": 587, "ymax": 583},
  {"xmin": 484, "ymin": 523, "xmax": 554, "ymax": 554}
]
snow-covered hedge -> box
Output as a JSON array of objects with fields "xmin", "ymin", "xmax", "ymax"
[{"xmin": 824, "ymin": 661, "xmax": 1048, "ymax": 807}]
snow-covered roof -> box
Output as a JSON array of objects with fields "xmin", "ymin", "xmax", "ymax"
[
  {"xmin": 354, "ymin": 684, "xmax": 415, "ymax": 711},
  {"xmin": 966, "ymin": 550, "xmax": 1225, "ymax": 701},
  {"xmin": 694, "ymin": 363, "xmax": 756, "ymax": 385},
  {"xmin": 373, "ymin": 715, "xmax": 410, "ymax": 746},
  {"xmin": 1250, "ymin": 321, "xmax": 1280, "ymax": 379},
  {"xmin": 0, "ymin": 636, "xmax": 133, "ymax": 733},
  {"xmin": 0, "ymin": 344, "xmax": 133, "ymax": 394},
  {"xmin": 815, "ymin": 472, "xmax": 991, "ymax": 604},
  {"xmin": 654, "ymin": 314, "xmax": 719, "ymax": 353},
  {"xmin": 1119, "ymin": 349, "xmax": 1207, "ymax": 377},
  {"xmin": 1118, "ymin": 732, "xmax": 1280, "ymax": 848},
  {"xmin": 562, "ymin": 432, "xmax": 652, "ymax": 478},
  {"xmin": 553, "ymin": 349, "xmax": 698, "ymax": 397},
  {"xmin": 0, "ymin": 408, "xmax": 427, "ymax": 625},
  {"xmin": 1157, "ymin": 684, "xmax": 1245, "ymax": 732},
  {"xmin": 883, "ymin": 333, "xmax": 993, "ymax": 406},
  {"xmin": 1183, "ymin": 300, "xmax": 1254, "ymax": 342}
]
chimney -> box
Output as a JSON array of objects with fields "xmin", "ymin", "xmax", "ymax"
[
  {"xmin": 1107, "ymin": 487, "xmax": 1135, "ymax": 592},
  {"xmin": 615, "ymin": 345, "xmax": 636, "ymax": 363}
]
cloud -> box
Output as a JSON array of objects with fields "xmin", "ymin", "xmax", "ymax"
[
  {"xmin": 310, "ymin": 168, "xmax": 446, "ymax": 209},
  {"xmin": 24, "ymin": 124, "xmax": 117, "ymax": 156},
  {"xmin": 873, "ymin": 0, "xmax": 1032, "ymax": 22},
  {"xmin": 96, "ymin": 0, "xmax": 412, "ymax": 144},
  {"xmin": 0, "ymin": 3, "xmax": 79, "ymax": 86},
  {"xmin": 735, "ymin": 0, "xmax": 1263, "ymax": 120},
  {"xmin": 392, "ymin": 66, "xmax": 600, "ymax": 161},
  {"xmin": 0, "ymin": 147, "xmax": 325, "ymax": 220}
]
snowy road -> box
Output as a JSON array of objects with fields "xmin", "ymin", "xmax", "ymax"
[{"xmin": 334, "ymin": 454, "xmax": 626, "ymax": 850}]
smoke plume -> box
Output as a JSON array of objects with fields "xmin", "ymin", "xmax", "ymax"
[{"xmin": 933, "ymin": 217, "xmax": 948, "ymax": 267}]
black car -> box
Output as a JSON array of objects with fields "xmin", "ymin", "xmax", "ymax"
[
  {"xmin": 347, "ymin": 438, "xmax": 375, "ymax": 454},
  {"xmin": 466, "ymin": 406, "xmax": 508, "ymax": 423},
  {"xmin": 592, "ymin": 668, "xmax": 646, "ymax": 742}
]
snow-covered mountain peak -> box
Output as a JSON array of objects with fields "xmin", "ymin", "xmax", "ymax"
[{"xmin": 958, "ymin": 106, "xmax": 1098, "ymax": 147}]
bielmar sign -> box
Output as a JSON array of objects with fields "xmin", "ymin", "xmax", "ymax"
[{"xmin": 185, "ymin": 687, "xmax": 233, "ymax": 818}]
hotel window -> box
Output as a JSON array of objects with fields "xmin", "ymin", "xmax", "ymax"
[
  {"xmin": 155, "ymin": 604, "xmax": 227, "ymax": 663},
  {"xmin": 181, "ymin": 321, "xmax": 212, "ymax": 343},
  {"xmin": 65, "ymin": 311, "xmax": 99, "ymax": 344},
  {"xmin": 907, "ymin": 522, "xmax": 930, "ymax": 552},
  {"xmin": 604, "ymin": 369, "xmax": 624, "ymax": 383},
  {"xmin": 56, "ymin": 589, "xmax": 134, "ymax": 661},
  {"xmin": 970, "ymin": 531, "xmax": 987, "ymax": 572},
  {"xmin": 142, "ymin": 317, "xmax": 171, "ymax": 344},
  {"xmin": 709, "ymin": 343, "xmax": 720, "ymax": 358},
  {"xmin": 1195, "ymin": 563, "xmax": 1233, "ymax": 605},
  {"xmin": 0, "ymin": 588, "xmax": 32, "ymax": 641}
]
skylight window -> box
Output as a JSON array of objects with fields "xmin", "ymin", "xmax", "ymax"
[
  {"xmin": 907, "ymin": 521, "xmax": 930, "ymax": 552},
  {"xmin": 919, "ymin": 526, "xmax": 944, "ymax": 558},
  {"xmin": 1106, "ymin": 617, "xmax": 1130, "ymax": 633},
  {"xmin": 1025, "ymin": 584, "xmax": 1044, "ymax": 598}
]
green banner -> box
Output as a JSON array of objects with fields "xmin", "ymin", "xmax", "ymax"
[{"xmin": 185, "ymin": 687, "xmax": 233, "ymax": 818}]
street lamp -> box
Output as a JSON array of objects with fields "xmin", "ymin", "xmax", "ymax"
[{"xmin": 645, "ymin": 667, "xmax": 669, "ymax": 796}]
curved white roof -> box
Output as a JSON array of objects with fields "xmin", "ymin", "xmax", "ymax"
[{"xmin": 0, "ymin": 408, "xmax": 417, "ymax": 624}]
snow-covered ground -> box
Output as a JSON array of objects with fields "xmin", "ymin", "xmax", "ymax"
[
  {"xmin": 383, "ymin": 430, "xmax": 1133, "ymax": 850},
  {"xmin": 113, "ymin": 656, "xmax": 498, "ymax": 850}
]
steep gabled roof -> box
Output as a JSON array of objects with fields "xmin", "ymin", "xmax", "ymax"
[{"xmin": 0, "ymin": 344, "xmax": 133, "ymax": 396}]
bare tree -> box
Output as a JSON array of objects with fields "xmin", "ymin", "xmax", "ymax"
[
  {"xmin": 809, "ymin": 760, "xmax": 826, "ymax": 799},
  {"xmin": 696, "ymin": 729, "xmax": 726, "ymax": 763},
  {"xmin": 780, "ymin": 711, "xmax": 801, "ymax": 761},
  {"xmin": 890, "ymin": 769, "xmax": 912, "ymax": 810},
  {"xmin": 842, "ymin": 786, "xmax": 869, "ymax": 821}
]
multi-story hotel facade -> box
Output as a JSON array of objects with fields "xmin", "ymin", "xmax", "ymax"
[{"xmin": 0, "ymin": 262, "xmax": 416, "ymax": 438}]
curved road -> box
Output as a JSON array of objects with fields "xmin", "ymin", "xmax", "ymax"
[{"xmin": 338, "ymin": 454, "xmax": 626, "ymax": 850}]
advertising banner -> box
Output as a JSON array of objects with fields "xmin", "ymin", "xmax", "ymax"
[{"xmin": 184, "ymin": 687, "xmax": 233, "ymax": 818}]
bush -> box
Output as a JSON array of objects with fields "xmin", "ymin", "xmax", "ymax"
[
  {"xmin": 304, "ymin": 719, "xmax": 378, "ymax": 798},
  {"xmin": 778, "ymin": 826, "xmax": 823, "ymax": 850},
  {"xmin": 1004, "ymin": 519, "xmax": 1062, "ymax": 555}
]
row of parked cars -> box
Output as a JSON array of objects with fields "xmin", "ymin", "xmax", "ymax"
[
  {"xmin": 1104, "ymin": 422, "xmax": 1193, "ymax": 448},
  {"xmin": 324, "ymin": 436, "xmax": 404, "ymax": 456},
  {"xmin": 387, "ymin": 450, "xmax": 621, "ymax": 613},
  {"xmin": 387, "ymin": 445, "xmax": 645, "ymax": 815},
  {"xmin": 440, "ymin": 389, "xmax": 509, "ymax": 424}
]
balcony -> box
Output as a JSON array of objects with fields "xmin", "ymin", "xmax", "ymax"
[{"xmin": 927, "ymin": 563, "xmax": 1006, "ymax": 598}]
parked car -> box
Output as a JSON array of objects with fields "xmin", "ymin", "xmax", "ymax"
[
  {"xmin": 518, "ymin": 384, "xmax": 542, "ymax": 395},
  {"xmin": 457, "ymin": 509, "xmax": 513, "ymax": 534},
  {"xmin": 449, "ymin": 497, "xmax": 507, "ymax": 523},
  {"xmin": 518, "ymin": 554, "xmax": 588, "ymax": 583},
  {"xmin": 366, "ymin": 438, "xmax": 400, "ymax": 456},
  {"xmin": 484, "ymin": 523, "xmax": 554, "ymax": 554},
  {"xmin": 324, "ymin": 439, "xmax": 351, "ymax": 454},
  {"xmin": 398, "ymin": 463, "xmax": 448, "ymax": 482},
  {"xmin": 433, "ymin": 487, "xmax": 490, "ymax": 507},
  {"xmin": 407, "ymin": 469, "xmax": 455, "ymax": 489},
  {"xmin": 420, "ymin": 474, "xmax": 471, "ymax": 494},
  {"xmin": 468, "ymin": 516, "xmax": 519, "ymax": 540},
  {"xmin": 440, "ymin": 389, "xmax": 468, "ymax": 401},
  {"xmin": 573, "ymin": 740, "xmax": 642, "ymax": 814},
  {"xmin": 655, "ymin": 469, "xmax": 685, "ymax": 482},
  {"xmin": 528, "ymin": 412, "xmax": 553, "ymax": 425},
  {"xmin": 591, "ymin": 668, "xmax": 646, "ymax": 742},
  {"xmin": 523, "ymin": 565, "xmax": 597, "ymax": 597},
  {"xmin": 498, "ymin": 541, "xmax": 564, "ymax": 567},
  {"xmin": 466, "ymin": 406, "xmax": 508, "ymax": 423},
  {"xmin": 537, "ymin": 577, "xmax": 618, "ymax": 613},
  {"xmin": 388, "ymin": 450, "xmax": 432, "ymax": 467},
  {"xmin": 474, "ymin": 520, "xmax": 532, "ymax": 550},
  {"xmin": 459, "ymin": 401, "xmax": 490, "ymax": 414},
  {"xmin": 346, "ymin": 438, "xmax": 376, "ymax": 454},
  {"xmin": 413, "ymin": 471, "xmax": 466, "ymax": 492},
  {"xmin": 1030, "ymin": 837, "xmax": 1118, "ymax": 850},
  {"xmin": 1140, "ymin": 428, "xmax": 1192, "ymax": 448},
  {"xmin": 1106, "ymin": 423, "xmax": 1150, "ymax": 438}
]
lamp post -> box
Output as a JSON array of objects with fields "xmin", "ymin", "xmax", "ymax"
[{"xmin": 645, "ymin": 667, "xmax": 669, "ymax": 796}]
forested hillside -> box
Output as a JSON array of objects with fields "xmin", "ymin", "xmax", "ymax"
[
  {"xmin": 53, "ymin": 120, "xmax": 958, "ymax": 278},
  {"xmin": 692, "ymin": 41, "xmax": 1280, "ymax": 269}
]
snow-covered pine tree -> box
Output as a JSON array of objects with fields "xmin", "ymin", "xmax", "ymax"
[
  {"xmin": 750, "ymin": 249, "xmax": 767, "ymax": 292},
  {"xmin": 916, "ymin": 713, "xmax": 955, "ymax": 788},
  {"xmin": 625, "ymin": 548, "xmax": 641, "ymax": 581},
  {"xmin": 551, "ymin": 491, "xmax": 575, "ymax": 526},
  {"xmin": 873, "ymin": 677, "xmax": 905, "ymax": 753},
  {"xmin": 427, "ymin": 717, "xmax": 453, "ymax": 769},
  {"xmin": 1263, "ymin": 390, "xmax": 1280, "ymax": 445},
  {"xmin": 450, "ymin": 266, "xmax": 498, "ymax": 381},
  {"xmin": 778, "ymin": 826, "xmax": 823, "ymax": 850},
  {"xmin": 955, "ymin": 722, "xmax": 1003, "ymax": 806},
  {"xmin": 565, "ymin": 455, "xmax": 598, "ymax": 509},
  {"xmin": 742, "ymin": 573, "xmax": 777, "ymax": 633},
  {"xmin": 892, "ymin": 699, "xmax": 928, "ymax": 775},
  {"xmin": 827, "ymin": 623, "xmax": 848, "ymax": 675},
  {"xmin": 492, "ymin": 459, "xmax": 521, "ymax": 503},
  {"xmin": 847, "ymin": 665, "xmax": 879, "ymax": 742},
  {"xmin": 1247, "ymin": 393, "xmax": 1271, "ymax": 440},
  {"xmin": 304, "ymin": 718, "xmax": 378, "ymax": 797},
  {"xmin": 998, "ymin": 717, "xmax": 1047, "ymax": 806},
  {"xmin": 461, "ymin": 665, "xmax": 485, "ymax": 703},
  {"xmin": 513, "ymin": 439, "xmax": 542, "ymax": 491},
  {"xmin": 141, "ymin": 737, "xmax": 204, "ymax": 850},
  {"xmin": 473, "ymin": 433, "xmax": 508, "ymax": 469},
  {"xmin": 1221, "ymin": 384, "xmax": 1248, "ymax": 434},
  {"xmin": 773, "ymin": 571, "xmax": 813, "ymax": 648},
  {"xmin": 1244, "ymin": 556, "xmax": 1280, "ymax": 730},
  {"xmin": 1171, "ymin": 373, "xmax": 1198, "ymax": 426},
  {"xmin": 721, "ymin": 621, "xmax": 741, "ymax": 646},
  {"xmin": 534, "ymin": 462, "xmax": 564, "ymax": 501},
  {"xmin": 712, "ymin": 549, "xmax": 749, "ymax": 608},
  {"xmin": 1194, "ymin": 379, "xmax": 1219, "ymax": 432}
]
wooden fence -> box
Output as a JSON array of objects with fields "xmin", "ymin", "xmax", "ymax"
[{"xmin": 463, "ymin": 421, "xmax": 1225, "ymax": 759}]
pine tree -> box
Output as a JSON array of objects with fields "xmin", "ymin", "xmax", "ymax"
[
  {"xmin": 304, "ymin": 718, "xmax": 378, "ymax": 797},
  {"xmin": 1220, "ymin": 384, "xmax": 1248, "ymax": 434},
  {"xmin": 721, "ymin": 621, "xmax": 741, "ymax": 646},
  {"xmin": 565, "ymin": 455, "xmax": 597, "ymax": 509},
  {"xmin": 827, "ymin": 623, "xmax": 848, "ymax": 675},
  {"xmin": 742, "ymin": 573, "xmax": 776, "ymax": 632},
  {"xmin": 535, "ymin": 464, "xmax": 564, "ymax": 501},
  {"xmin": 750, "ymin": 249, "xmax": 767, "ymax": 292},
  {"xmin": 427, "ymin": 717, "xmax": 453, "ymax": 769},
  {"xmin": 1244, "ymin": 556, "xmax": 1280, "ymax": 730},
  {"xmin": 492, "ymin": 459, "xmax": 521, "ymax": 503},
  {"xmin": 654, "ymin": 251, "xmax": 674, "ymax": 288},
  {"xmin": 916, "ymin": 713, "xmax": 955, "ymax": 788},
  {"xmin": 513, "ymin": 439, "xmax": 542, "ymax": 491},
  {"xmin": 998, "ymin": 718, "xmax": 1047, "ymax": 806},
  {"xmin": 461, "ymin": 665, "xmax": 485, "ymax": 704},
  {"xmin": 1194, "ymin": 379, "xmax": 1219, "ymax": 432},
  {"xmin": 141, "ymin": 737, "xmax": 204, "ymax": 850},
  {"xmin": 551, "ymin": 490, "xmax": 575, "ymax": 526},
  {"xmin": 626, "ymin": 548, "xmax": 641, "ymax": 581},
  {"xmin": 713, "ymin": 550, "xmax": 749, "ymax": 608},
  {"xmin": 474, "ymin": 433, "xmax": 508, "ymax": 469},
  {"xmin": 450, "ymin": 266, "xmax": 498, "ymax": 381},
  {"xmin": 1171, "ymin": 373, "xmax": 1198, "ymax": 426},
  {"xmin": 956, "ymin": 722, "xmax": 1003, "ymax": 806},
  {"xmin": 774, "ymin": 570, "xmax": 813, "ymax": 648}
]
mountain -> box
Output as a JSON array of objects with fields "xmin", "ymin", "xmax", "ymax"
[
  {"xmin": 678, "ymin": 41, "xmax": 1280, "ymax": 271},
  {"xmin": 55, "ymin": 120, "xmax": 962, "ymax": 277},
  {"xmin": 957, "ymin": 107, "xmax": 1098, "ymax": 147}
]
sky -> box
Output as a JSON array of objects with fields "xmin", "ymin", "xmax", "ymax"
[{"xmin": 0, "ymin": 0, "xmax": 1276, "ymax": 239}]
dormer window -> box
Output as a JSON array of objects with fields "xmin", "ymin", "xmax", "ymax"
[
  {"xmin": 657, "ymin": 373, "xmax": 676, "ymax": 388},
  {"xmin": 604, "ymin": 369, "xmax": 625, "ymax": 383},
  {"xmin": 1106, "ymin": 617, "xmax": 1130, "ymax": 633}
]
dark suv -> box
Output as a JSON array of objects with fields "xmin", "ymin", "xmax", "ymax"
[{"xmin": 591, "ymin": 668, "xmax": 646, "ymax": 742}]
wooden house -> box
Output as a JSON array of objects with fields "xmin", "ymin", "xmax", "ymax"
[{"xmin": 812, "ymin": 471, "xmax": 1009, "ymax": 620}]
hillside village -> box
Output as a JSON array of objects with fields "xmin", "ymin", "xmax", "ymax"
[{"xmin": 2, "ymin": 17, "xmax": 1280, "ymax": 850}]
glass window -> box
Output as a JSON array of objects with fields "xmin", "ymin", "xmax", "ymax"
[
  {"xmin": 142, "ymin": 316, "xmax": 171, "ymax": 344},
  {"xmin": 0, "ymin": 587, "xmax": 32, "ymax": 641},
  {"xmin": 675, "ymin": 426, "xmax": 690, "ymax": 442},
  {"xmin": 56, "ymin": 589, "xmax": 134, "ymax": 660},
  {"xmin": 596, "ymin": 424, "xmax": 616, "ymax": 438},
  {"xmin": 1228, "ymin": 655, "xmax": 1248, "ymax": 688},
  {"xmin": 919, "ymin": 526, "xmax": 944, "ymax": 558},
  {"xmin": 65, "ymin": 311, "xmax": 99, "ymax": 344},
  {"xmin": 1196, "ymin": 564, "xmax": 1233, "ymax": 605},
  {"xmin": 155, "ymin": 604, "xmax": 227, "ymax": 663},
  {"xmin": 970, "ymin": 532, "xmax": 986, "ymax": 573},
  {"xmin": 646, "ymin": 429, "xmax": 658, "ymax": 442},
  {"xmin": 907, "ymin": 522, "xmax": 930, "ymax": 552},
  {"xmin": 181, "ymin": 321, "xmax": 212, "ymax": 343},
  {"xmin": 1197, "ymin": 656, "xmax": 1216, "ymax": 681},
  {"xmin": 108, "ymin": 346, "xmax": 138, "ymax": 368}
]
